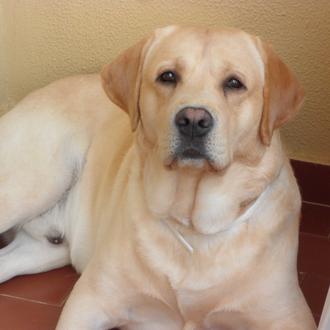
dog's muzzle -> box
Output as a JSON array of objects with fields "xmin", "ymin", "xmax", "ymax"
[{"xmin": 174, "ymin": 106, "xmax": 213, "ymax": 159}]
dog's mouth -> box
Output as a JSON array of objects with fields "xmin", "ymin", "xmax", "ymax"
[
  {"xmin": 163, "ymin": 134, "xmax": 229, "ymax": 171},
  {"xmin": 180, "ymin": 147, "xmax": 205, "ymax": 159},
  {"xmin": 164, "ymin": 146, "xmax": 217, "ymax": 171}
]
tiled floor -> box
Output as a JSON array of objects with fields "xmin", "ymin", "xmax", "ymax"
[
  {"xmin": 294, "ymin": 160, "xmax": 330, "ymax": 325},
  {"xmin": 0, "ymin": 201, "xmax": 328, "ymax": 329},
  {"xmin": 0, "ymin": 266, "xmax": 78, "ymax": 329}
]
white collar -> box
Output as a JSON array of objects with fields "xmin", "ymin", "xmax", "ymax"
[{"xmin": 160, "ymin": 218, "xmax": 195, "ymax": 253}]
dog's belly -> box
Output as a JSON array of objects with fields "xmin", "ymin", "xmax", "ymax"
[
  {"xmin": 22, "ymin": 199, "xmax": 68, "ymax": 246},
  {"xmin": 23, "ymin": 180, "xmax": 94, "ymax": 274}
]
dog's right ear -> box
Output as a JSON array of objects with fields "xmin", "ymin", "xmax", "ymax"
[
  {"xmin": 101, "ymin": 26, "xmax": 178, "ymax": 131},
  {"xmin": 101, "ymin": 38, "xmax": 151, "ymax": 131},
  {"xmin": 257, "ymin": 40, "xmax": 305, "ymax": 145},
  {"xmin": 101, "ymin": 36, "xmax": 153, "ymax": 131}
]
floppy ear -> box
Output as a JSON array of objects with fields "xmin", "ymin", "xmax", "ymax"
[
  {"xmin": 259, "ymin": 42, "xmax": 305, "ymax": 145},
  {"xmin": 101, "ymin": 36, "xmax": 154, "ymax": 131}
]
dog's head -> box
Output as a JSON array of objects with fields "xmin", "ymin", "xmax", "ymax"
[{"xmin": 102, "ymin": 26, "xmax": 304, "ymax": 171}]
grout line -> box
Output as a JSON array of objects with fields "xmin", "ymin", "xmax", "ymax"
[
  {"xmin": 298, "ymin": 272, "xmax": 330, "ymax": 281},
  {"xmin": 0, "ymin": 293, "xmax": 62, "ymax": 308},
  {"xmin": 302, "ymin": 201, "xmax": 330, "ymax": 208},
  {"xmin": 300, "ymin": 232, "xmax": 330, "ymax": 240}
]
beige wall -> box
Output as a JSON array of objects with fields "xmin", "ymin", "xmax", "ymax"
[
  {"xmin": 0, "ymin": 0, "xmax": 329, "ymax": 164},
  {"xmin": 0, "ymin": 3, "xmax": 6, "ymax": 111}
]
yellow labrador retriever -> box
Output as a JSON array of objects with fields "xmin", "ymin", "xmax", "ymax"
[{"xmin": 0, "ymin": 26, "xmax": 316, "ymax": 329}]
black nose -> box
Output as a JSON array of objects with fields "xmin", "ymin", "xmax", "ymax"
[{"xmin": 175, "ymin": 107, "xmax": 213, "ymax": 138}]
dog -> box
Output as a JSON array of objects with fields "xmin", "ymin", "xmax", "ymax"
[{"xmin": 0, "ymin": 25, "xmax": 316, "ymax": 329}]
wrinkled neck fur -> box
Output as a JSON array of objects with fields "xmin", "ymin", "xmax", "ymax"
[{"xmin": 136, "ymin": 132, "xmax": 284, "ymax": 242}]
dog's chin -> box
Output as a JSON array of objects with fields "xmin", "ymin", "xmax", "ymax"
[
  {"xmin": 177, "ymin": 158, "xmax": 208, "ymax": 170},
  {"xmin": 164, "ymin": 150, "xmax": 225, "ymax": 172}
]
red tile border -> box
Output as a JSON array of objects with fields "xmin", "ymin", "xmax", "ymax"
[
  {"xmin": 300, "ymin": 202, "xmax": 330, "ymax": 237},
  {"xmin": 291, "ymin": 159, "xmax": 330, "ymax": 206},
  {"xmin": 298, "ymin": 233, "xmax": 330, "ymax": 278}
]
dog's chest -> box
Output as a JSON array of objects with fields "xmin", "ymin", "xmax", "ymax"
[
  {"xmin": 128, "ymin": 284, "xmax": 224, "ymax": 327},
  {"xmin": 153, "ymin": 258, "xmax": 238, "ymax": 324},
  {"xmin": 173, "ymin": 287, "xmax": 219, "ymax": 324}
]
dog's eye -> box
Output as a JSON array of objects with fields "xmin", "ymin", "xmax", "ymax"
[
  {"xmin": 157, "ymin": 71, "xmax": 178, "ymax": 84},
  {"xmin": 223, "ymin": 77, "xmax": 245, "ymax": 91}
]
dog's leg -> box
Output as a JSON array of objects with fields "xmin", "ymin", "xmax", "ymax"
[
  {"xmin": 56, "ymin": 276, "xmax": 115, "ymax": 330},
  {"xmin": 264, "ymin": 286, "xmax": 317, "ymax": 330},
  {"xmin": 0, "ymin": 228, "xmax": 70, "ymax": 283},
  {"xmin": 58, "ymin": 274, "xmax": 184, "ymax": 330},
  {"xmin": 267, "ymin": 312, "xmax": 317, "ymax": 330},
  {"xmin": 203, "ymin": 311, "xmax": 253, "ymax": 330},
  {"xmin": 0, "ymin": 103, "xmax": 89, "ymax": 234}
]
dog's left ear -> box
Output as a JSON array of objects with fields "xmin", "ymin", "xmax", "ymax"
[
  {"xmin": 258, "ymin": 41, "xmax": 305, "ymax": 145},
  {"xmin": 101, "ymin": 36, "xmax": 154, "ymax": 131}
]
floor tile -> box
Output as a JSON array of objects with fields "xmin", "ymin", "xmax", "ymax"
[
  {"xmin": 0, "ymin": 295, "xmax": 61, "ymax": 330},
  {"xmin": 291, "ymin": 160, "xmax": 330, "ymax": 205},
  {"xmin": 0, "ymin": 266, "xmax": 79, "ymax": 307},
  {"xmin": 298, "ymin": 233, "xmax": 330, "ymax": 278},
  {"xmin": 300, "ymin": 273, "xmax": 330, "ymax": 316},
  {"xmin": 300, "ymin": 202, "xmax": 330, "ymax": 237},
  {"xmin": 313, "ymin": 314, "xmax": 320, "ymax": 325}
]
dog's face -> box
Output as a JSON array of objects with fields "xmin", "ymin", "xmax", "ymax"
[
  {"xmin": 139, "ymin": 27, "xmax": 265, "ymax": 170},
  {"xmin": 102, "ymin": 26, "xmax": 304, "ymax": 171}
]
